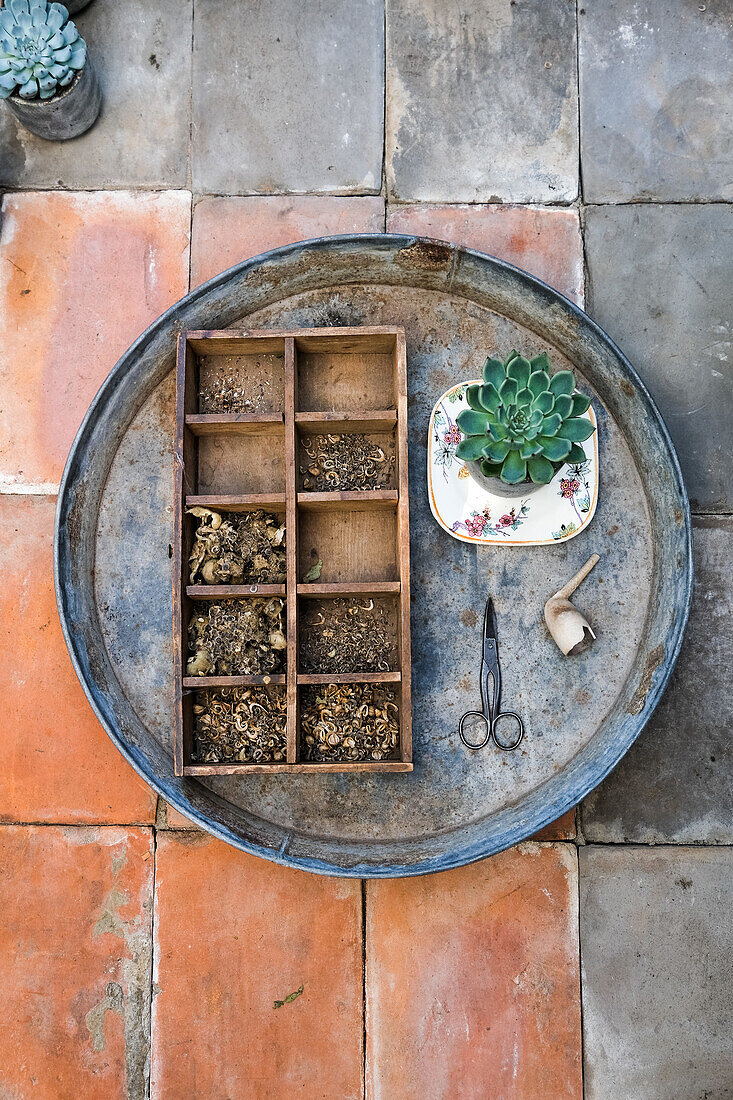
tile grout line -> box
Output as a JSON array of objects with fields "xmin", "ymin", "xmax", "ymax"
[
  {"xmin": 3, "ymin": 824, "xmax": 730, "ymax": 847},
  {"xmin": 361, "ymin": 878, "xmax": 368, "ymax": 1100},
  {"xmin": 187, "ymin": 0, "xmax": 194, "ymax": 289},
  {"xmin": 145, "ymin": 825, "xmax": 159, "ymax": 1100},
  {"xmin": 575, "ymin": 0, "xmax": 583, "ymax": 209},
  {"xmin": 381, "ymin": 0, "xmax": 388, "ymax": 209},
  {"xmin": 575, "ymin": 0, "xmax": 591, "ymax": 311},
  {"xmin": 188, "ymin": 0, "xmax": 194, "ymax": 196},
  {"xmin": 1, "ymin": 183, "xmax": 731, "ymax": 207},
  {"xmin": 575, "ymin": 843, "xmax": 587, "ymax": 1099}
]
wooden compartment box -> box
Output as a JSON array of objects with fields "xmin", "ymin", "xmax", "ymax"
[{"xmin": 174, "ymin": 327, "xmax": 412, "ymax": 775}]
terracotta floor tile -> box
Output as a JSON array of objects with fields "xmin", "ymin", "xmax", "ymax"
[
  {"xmin": 0, "ymin": 190, "xmax": 191, "ymax": 489},
  {"xmin": 532, "ymin": 809, "xmax": 576, "ymax": 841},
  {"xmin": 151, "ymin": 833, "xmax": 363, "ymax": 1099},
  {"xmin": 366, "ymin": 844, "xmax": 582, "ymax": 1100},
  {"xmin": 191, "ymin": 194, "xmax": 385, "ymax": 286},
  {"xmin": 0, "ymin": 495, "xmax": 157, "ymax": 824},
  {"xmin": 0, "ymin": 825, "xmax": 154, "ymax": 1100},
  {"xmin": 157, "ymin": 800, "xmax": 200, "ymax": 830},
  {"xmin": 387, "ymin": 203, "xmax": 584, "ymax": 305}
]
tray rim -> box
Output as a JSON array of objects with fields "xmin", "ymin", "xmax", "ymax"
[{"xmin": 54, "ymin": 233, "xmax": 693, "ymax": 877}]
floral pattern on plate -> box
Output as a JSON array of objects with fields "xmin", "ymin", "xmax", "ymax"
[{"xmin": 428, "ymin": 381, "xmax": 599, "ymax": 546}]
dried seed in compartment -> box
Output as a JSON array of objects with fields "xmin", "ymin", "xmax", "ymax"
[
  {"xmin": 301, "ymin": 684, "xmax": 400, "ymax": 763},
  {"xmin": 193, "ymin": 686, "xmax": 287, "ymax": 763},
  {"xmin": 187, "ymin": 598, "xmax": 286, "ymax": 676},
  {"xmin": 299, "ymin": 433, "xmax": 395, "ymax": 491},
  {"xmin": 300, "ymin": 598, "xmax": 396, "ymax": 673},
  {"xmin": 198, "ymin": 355, "xmax": 279, "ymax": 414},
  {"xmin": 188, "ymin": 508, "xmax": 286, "ymax": 585}
]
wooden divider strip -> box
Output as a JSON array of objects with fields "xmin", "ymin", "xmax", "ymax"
[
  {"xmin": 396, "ymin": 330, "xmax": 413, "ymax": 764},
  {"xmin": 284, "ymin": 337, "xmax": 298, "ymax": 764}
]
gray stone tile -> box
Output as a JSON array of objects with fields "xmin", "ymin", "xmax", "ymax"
[
  {"xmin": 386, "ymin": 0, "xmax": 578, "ymax": 203},
  {"xmin": 192, "ymin": 0, "xmax": 383, "ymax": 195},
  {"xmin": 582, "ymin": 517, "xmax": 732, "ymax": 844},
  {"xmin": 580, "ymin": 846, "xmax": 733, "ymax": 1099},
  {"xmin": 585, "ymin": 203, "xmax": 733, "ymax": 512},
  {"xmin": 579, "ymin": 2, "xmax": 733, "ymax": 202},
  {"xmin": 0, "ymin": 0, "xmax": 192, "ymax": 189}
]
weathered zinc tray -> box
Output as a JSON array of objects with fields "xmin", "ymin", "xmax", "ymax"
[{"xmin": 54, "ymin": 235, "xmax": 692, "ymax": 878}]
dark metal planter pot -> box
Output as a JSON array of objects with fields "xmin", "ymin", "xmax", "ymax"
[
  {"xmin": 54, "ymin": 235, "xmax": 693, "ymax": 878},
  {"xmin": 4, "ymin": 59, "xmax": 101, "ymax": 140}
]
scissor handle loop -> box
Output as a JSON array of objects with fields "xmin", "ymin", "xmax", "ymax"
[
  {"xmin": 491, "ymin": 710, "xmax": 524, "ymax": 751},
  {"xmin": 459, "ymin": 710, "xmax": 491, "ymax": 750}
]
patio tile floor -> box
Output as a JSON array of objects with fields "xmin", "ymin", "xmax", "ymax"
[
  {"xmin": 1, "ymin": 1, "xmax": 730, "ymax": 1095},
  {"xmin": 366, "ymin": 844, "xmax": 582, "ymax": 1100},
  {"xmin": 0, "ymin": 826, "xmax": 154, "ymax": 1100},
  {"xmin": 0, "ymin": 190, "xmax": 190, "ymax": 490},
  {"xmin": 0, "ymin": 495, "xmax": 157, "ymax": 825},
  {"xmin": 151, "ymin": 834, "xmax": 364, "ymax": 1099}
]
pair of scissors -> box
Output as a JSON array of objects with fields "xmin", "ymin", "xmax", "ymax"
[{"xmin": 459, "ymin": 597, "xmax": 524, "ymax": 751}]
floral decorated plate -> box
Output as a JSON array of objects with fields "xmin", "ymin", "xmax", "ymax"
[{"xmin": 428, "ymin": 381, "xmax": 599, "ymax": 545}]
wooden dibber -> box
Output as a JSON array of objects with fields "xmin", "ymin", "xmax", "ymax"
[{"xmin": 544, "ymin": 554, "xmax": 600, "ymax": 656}]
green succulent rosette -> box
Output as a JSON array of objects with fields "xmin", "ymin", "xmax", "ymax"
[
  {"xmin": 0, "ymin": 0, "xmax": 86, "ymax": 101},
  {"xmin": 455, "ymin": 351, "xmax": 595, "ymax": 486}
]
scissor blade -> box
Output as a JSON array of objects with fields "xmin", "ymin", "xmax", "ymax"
[
  {"xmin": 482, "ymin": 597, "xmax": 499, "ymax": 667},
  {"xmin": 484, "ymin": 597, "xmax": 499, "ymax": 641}
]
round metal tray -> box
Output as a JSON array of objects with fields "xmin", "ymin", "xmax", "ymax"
[{"xmin": 55, "ymin": 235, "xmax": 692, "ymax": 877}]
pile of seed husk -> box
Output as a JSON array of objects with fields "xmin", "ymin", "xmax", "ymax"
[
  {"xmin": 301, "ymin": 684, "xmax": 399, "ymax": 762},
  {"xmin": 198, "ymin": 358, "xmax": 278, "ymax": 414},
  {"xmin": 300, "ymin": 433, "xmax": 395, "ymax": 491},
  {"xmin": 187, "ymin": 598, "xmax": 286, "ymax": 676},
  {"xmin": 188, "ymin": 508, "xmax": 286, "ymax": 585},
  {"xmin": 300, "ymin": 598, "xmax": 395, "ymax": 674},
  {"xmin": 193, "ymin": 686, "xmax": 287, "ymax": 763}
]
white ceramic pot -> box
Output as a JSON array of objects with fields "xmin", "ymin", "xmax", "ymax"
[{"xmin": 465, "ymin": 459, "xmax": 546, "ymax": 498}]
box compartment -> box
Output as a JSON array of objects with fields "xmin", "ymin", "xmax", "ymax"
[{"xmin": 174, "ymin": 328, "xmax": 412, "ymax": 775}]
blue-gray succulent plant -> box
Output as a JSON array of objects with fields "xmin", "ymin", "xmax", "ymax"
[
  {"xmin": 456, "ymin": 351, "xmax": 595, "ymax": 485},
  {"xmin": 0, "ymin": 1, "xmax": 86, "ymax": 100}
]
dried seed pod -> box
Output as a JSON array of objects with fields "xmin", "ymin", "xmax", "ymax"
[
  {"xmin": 188, "ymin": 509, "xmax": 286, "ymax": 585},
  {"xmin": 301, "ymin": 684, "xmax": 399, "ymax": 763},
  {"xmin": 298, "ymin": 433, "xmax": 396, "ymax": 492},
  {"xmin": 188, "ymin": 598, "xmax": 286, "ymax": 676},
  {"xmin": 193, "ymin": 686, "xmax": 286, "ymax": 763},
  {"xmin": 187, "ymin": 649, "xmax": 214, "ymax": 676},
  {"xmin": 544, "ymin": 554, "xmax": 600, "ymax": 655},
  {"xmin": 300, "ymin": 597, "xmax": 396, "ymax": 674}
]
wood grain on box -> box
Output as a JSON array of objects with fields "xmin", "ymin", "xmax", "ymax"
[{"xmin": 173, "ymin": 327, "xmax": 413, "ymax": 775}]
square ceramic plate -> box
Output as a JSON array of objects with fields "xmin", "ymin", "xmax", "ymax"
[{"xmin": 428, "ymin": 381, "xmax": 599, "ymax": 546}]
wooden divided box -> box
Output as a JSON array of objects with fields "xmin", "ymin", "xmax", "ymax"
[{"xmin": 174, "ymin": 327, "xmax": 412, "ymax": 775}]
